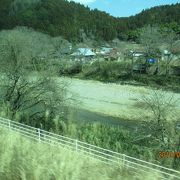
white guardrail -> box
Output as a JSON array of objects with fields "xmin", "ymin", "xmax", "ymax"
[{"xmin": 0, "ymin": 117, "xmax": 180, "ymax": 179}]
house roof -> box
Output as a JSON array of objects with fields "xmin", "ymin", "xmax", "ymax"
[
  {"xmin": 100, "ymin": 47, "xmax": 113, "ymax": 54},
  {"xmin": 133, "ymin": 52, "xmax": 145, "ymax": 57},
  {"xmin": 71, "ymin": 48, "xmax": 96, "ymax": 56},
  {"xmin": 129, "ymin": 50, "xmax": 146, "ymax": 57},
  {"xmin": 163, "ymin": 50, "xmax": 171, "ymax": 55}
]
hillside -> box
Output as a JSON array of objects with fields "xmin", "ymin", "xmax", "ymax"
[
  {"xmin": 0, "ymin": 0, "xmax": 179, "ymax": 42},
  {"xmin": 117, "ymin": 3, "xmax": 180, "ymax": 40}
]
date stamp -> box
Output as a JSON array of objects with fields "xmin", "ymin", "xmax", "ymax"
[{"xmin": 159, "ymin": 152, "xmax": 180, "ymax": 158}]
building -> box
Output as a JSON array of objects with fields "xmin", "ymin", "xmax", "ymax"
[
  {"xmin": 130, "ymin": 50, "xmax": 146, "ymax": 57},
  {"xmin": 71, "ymin": 48, "xmax": 96, "ymax": 57},
  {"xmin": 98, "ymin": 47, "xmax": 114, "ymax": 55}
]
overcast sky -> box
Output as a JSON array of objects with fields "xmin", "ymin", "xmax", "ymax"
[{"xmin": 70, "ymin": 0, "xmax": 180, "ymax": 17}]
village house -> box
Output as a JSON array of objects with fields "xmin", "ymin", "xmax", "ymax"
[
  {"xmin": 71, "ymin": 48, "xmax": 96, "ymax": 62},
  {"xmin": 95, "ymin": 47, "xmax": 120, "ymax": 61},
  {"xmin": 104, "ymin": 48, "xmax": 120, "ymax": 61},
  {"xmin": 95, "ymin": 47, "xmax": 114, "ymax": 56},
  {"xmin": 130, "ymin": 50, "xmax": 147, "ymax": 58}
]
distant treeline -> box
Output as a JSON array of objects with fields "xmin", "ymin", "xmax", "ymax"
[{"xmin": 0, "ymin": 0, "xmax": 180, "ymax": 42}]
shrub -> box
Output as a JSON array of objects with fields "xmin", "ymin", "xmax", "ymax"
[{"xmin": 59, "ymin": 62, "xmax": 82, "ymax": 75}]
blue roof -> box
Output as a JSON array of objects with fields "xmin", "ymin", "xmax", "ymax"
[{"xmin": 147, "ymin": 58, "xmax": 157, "ymax": 63}]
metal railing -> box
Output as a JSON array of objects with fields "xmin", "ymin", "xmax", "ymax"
[{"xmin": 0, "ymin": 117, "xmax": 179, "ymax": 179}]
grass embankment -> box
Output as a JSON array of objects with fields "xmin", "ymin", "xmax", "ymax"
[
  {"xmin": 0, "ymin": 128, "xmax": 162, "ymax": 180},
  {"xmin": 58, "ymin": 60, "xmax": 180, "ymax": 92}
]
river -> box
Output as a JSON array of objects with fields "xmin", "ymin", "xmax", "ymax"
[
  {"xmin": 57, "ymin": 77, "xmax": 180, "ymax": 123},
  {"xmin": 69, "ymin": 107, "xmax": 139, "ymax": 132}
]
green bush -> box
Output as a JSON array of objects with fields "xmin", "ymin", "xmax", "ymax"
[
  {"xmin": 82, "ymin": 61, "xmax": 130, "ymax": 81},
  {"xmin": 82, "ymin": 61, "xmax": 101, "ymax": 78},
  {"xmin": 59, "ymin": 61, "xmax": 82, "ymax": 75}
]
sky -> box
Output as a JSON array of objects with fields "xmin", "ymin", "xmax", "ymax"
[{"xmin": 69, "ymin": 0, "xmax": 180, "ymax": 17}]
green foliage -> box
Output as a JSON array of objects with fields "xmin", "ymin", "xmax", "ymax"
[
  {"xmin": 79, "ymin": 60, "xmax": 179, "ymax": 90},
  {"xmin": 82, "ymin": 61, "xmax": 130, "ymax": 81},
  {"xmin": 59, "ymin": 121, "xmax": 160, "ymax": 164},
  {"xmin": 0, "ymin": 1, "xmax": 179, "ymax": 41},
  {"xmin": 59, "ymin": 61, "xmax": 82, "ymax": 76}
]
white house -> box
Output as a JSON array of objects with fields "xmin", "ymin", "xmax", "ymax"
[
  {"xmin": 71, "ymin": 48, "xmax": 96, "ymax": 57},
  {"xmin": 130, "ymin": 50, "xmax": 145, "ymax": 57}
]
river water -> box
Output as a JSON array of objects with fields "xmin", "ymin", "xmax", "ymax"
[{"xmin": 69, "ymin": 108, "xmax": 139, "ymax": 132}]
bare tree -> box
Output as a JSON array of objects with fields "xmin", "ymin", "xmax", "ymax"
[
  {"xmin": 0, "ymin": 27, "xmax": 69, "ymax": 129},
  {"xmin": 161, "ymin": 28, "xmax": 178, "ymax": 76},
  {"xmin": 141, "ymin": 90, "xmax": 179, "ymax": 149},
  {"xmin": 139, "ymin": 25, "xmax": 162, "ymax": 58}
]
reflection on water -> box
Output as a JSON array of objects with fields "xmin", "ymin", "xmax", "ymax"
[{"xmin": 69, "ymin": 108, "xmax": 139, "ymax": 132}]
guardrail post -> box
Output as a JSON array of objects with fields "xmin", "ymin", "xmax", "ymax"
[
  {"xmin": 75, "ymin": 140, "xmax": 78, "ymax": 152},
  {"xmin": 38, "ymin": 128, "xmax": 41, "ymax": 142},
  {"xmin": 8, "ymin": 120, "xmax": 11, "ymax": 130},
  {"xmin": 123, "ymin": 154, "xmax": 126, "ymax": 168}
]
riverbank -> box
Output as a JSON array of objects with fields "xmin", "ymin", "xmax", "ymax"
[{"xmin": 57, "ymin": 77, "xmax": 180, "ymax": 122}]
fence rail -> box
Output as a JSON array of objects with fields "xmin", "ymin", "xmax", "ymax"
[{"xmin": 0, "ymin": 117, "xmax": 179, "ymax": 179}]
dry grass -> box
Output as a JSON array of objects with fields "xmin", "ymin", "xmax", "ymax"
[{"xmin": 0, "ymin": 127, "xmax": 165, "ymax": 180}]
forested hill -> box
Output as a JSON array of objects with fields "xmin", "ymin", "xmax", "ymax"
[{"xmin": 0, "ymin": 0, "xmax": 179, "ymax": 42}]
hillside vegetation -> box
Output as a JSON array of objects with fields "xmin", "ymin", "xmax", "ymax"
[
  {"xmin": 0, "ymin": 128, "xmax": 162, "ymax": 180},
  {"xmin": 0, "ymin": 0, "xmax": 179, "ymax": 41}
]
